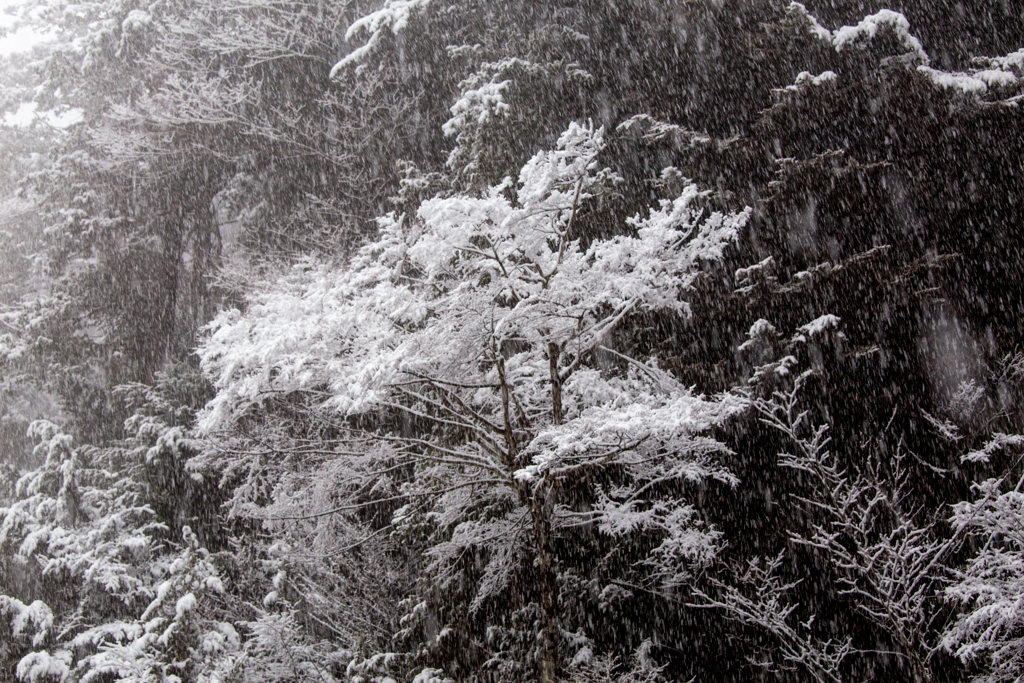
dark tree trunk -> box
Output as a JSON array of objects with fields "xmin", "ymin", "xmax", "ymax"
[
  {"xmin": 530, "ymin": 485, "xmax": 559, "ymax": 683},
  {"xmin": 548, "ymin": 342, "xmax": 562, "ymax": 425}
]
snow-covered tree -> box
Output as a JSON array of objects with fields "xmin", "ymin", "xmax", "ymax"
[
  {"xmin": 944, "ymin": 454, "xmax": 1024, "ymax": 683},
  {"xmin": 0, "ymin": 371, "xmax": 239, "ymax": 682},
  {"xmin": 197, "ymin": 121, "xmax": 750, "ymax": 681},
  {"xmin": 941, "ymin": 354, "xmax": 1024, "ymax": 683}
]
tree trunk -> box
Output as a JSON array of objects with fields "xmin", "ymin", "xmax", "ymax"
[
  {"xmin": 530, "ymin": 486, "xmax": 559, "ymax": 683},
  {"xmin": 548, "ymin": 342, "xmax": 562, "ymax": 425},
  {"xmin": 497, "ymin": 356, "xmax": 517, "ymax": 467}
]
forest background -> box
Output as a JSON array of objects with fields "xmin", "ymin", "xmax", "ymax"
[{"xmin": 2, "ymin": 0, "xmax": 1024, "ymax": 682}]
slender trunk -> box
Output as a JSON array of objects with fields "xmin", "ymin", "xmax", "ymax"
[
  {"xmin": 901, "ymin": 638, "xmax": 931, "ymax": 683},
  {"xmin": 548, "ymin": 342, "xmax": 562, "ymax": 425},
  {"xmin": 496, "ymin": 356, "xmax": 517, "ymax": 467},
  {"xmin": 530, "ymin": 486, "xmax": 559, "ymax": 683}
]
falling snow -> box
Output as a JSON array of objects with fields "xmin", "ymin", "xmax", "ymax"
[{"xmin": 2, "ymin": 1, "xmax": 1024, "ymax": 682}]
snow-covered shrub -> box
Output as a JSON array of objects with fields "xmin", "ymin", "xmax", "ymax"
[{"xmin": 944, "ymin": 466, "xmax": 1024, "ymax": 683}]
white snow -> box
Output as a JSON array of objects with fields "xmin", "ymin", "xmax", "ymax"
[
  {"xmin": 747, "ymin": 319, "xmax": 778, "ymax": 339},
  {"xmin": 175, "ymin": 592, "xmax": 197, "ymax": 619},
  {"xmin": 799, "ymin": 314, "xmax": 841, "ymax": 337},
  {"xmin": 918, "ymin": 66, "xmax": 988, "ymax": 94},
  {"xmin": 775, "ymin": 355, "xmax": 799, "ymax": 377},
  {"xmin": 442, "ymin": 79, "xmax": 511, "ymax": 137},
  {"xmin": 739, "ymin": 319, "xmax": 778, "ymax": 353},
  {"xmin": 804, "ymin": 70, "xmax": 836, "ymax": 85},
  {"xmin": 983, "ymin": 48, "xmax": 1024, "ymax": 73},
  {"xmin": 15, "ymin": 651, "xmax": 71, "ymax": 683},
  {"xmin": 735, "ymin": 256, "xmax": 775, "ymax": 292},
  {"xmin": 69, "ymin": 621, "xmax": 143, "ymax": 648},
  {"xmin": 345, "ymin": 0, "xmax": 429, "ymax": 40},
  {"xmin": 217, "ymin": 621, "xmax": 240, "ymax": 647},
  {"xmin": 975, "ymin": 69, "xmax": 1018, "ymax": 87},
  {"xmin": 121, "ymin": 9, "xmax": 152, "ymax": 33},
  {"xmin": 0, "ymin": 23, "xmax": 56, "ymax": 57},
  {"xmin": 794, "ymin": 70, "xmax": 837, "ymax": 88},
  {"xmin": 330, "ymin": 0, "xmax": 432, "ymax": 76},
  {"xmin": 832, "ymin": 9, "xmax": 927, "ymax": 63},
  {"xmin": 777, "ymin": 70, "xmax": 839, "ymax": 96},
  {"xmin": 963, "ymin": 433, "xmax": 1024, "ymax": 463},
  {"xmin": 788, "ymin": 2, "xmax": 832, "ymax": 42},
  {"xmin": 2, "ymin": 596, "xmax": 54, "ymax": 647},
  {"xmin": 412, "ymin": 668, "xmax": 454, "ymax": 683},
  {"xmin": 3, "ymin": 101, "xmax": 84, "ymax": 129},
  {"xmin": 792, "ymin": 1, "xmax": 1024, "ymax": 104},
  {"xmin": 200, "ymin": 624, "xmax": 240, "ymax": 655},
  {"xmin": 570, "ymin": 646, "xmax": 594, "ymax": 667}
]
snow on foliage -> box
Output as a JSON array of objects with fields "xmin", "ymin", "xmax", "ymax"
[
  {"xmin": 831, "ymin": 9, "xmax": 927, "ymax": 62},
  {"xmin": 796, "ymin": 313, "xmax": 841, "ymax": 339},
  {"xmin": 411, "ymin": 668, "xmax": 455, "ymax": 683},
  {"xmin": 1, "ymin": 421, "xmax": 160, "ymax": 605},
  {"xmin": 330, "ymin": 0, "xmax": 432, "ymax": 75},
  {"xmin": 917, "ymin": 57, "xmax": 1024, "ymax": 95},
  {"xmin": 120, "ymin": 9, "xmax": 152, "ymax": 34},
  {"xmin": 74, "ymin": 526, "xmax": 234, "ymax": 682},
  {"xmin": 944, "ymin": 450, "xmax": 1024, "ymax": 682},
  {"xmin": 917, "ymin": 67, "xmax": 990, "ymax": 94},
  {"xmin": 441, "ymin": 57, "xmax": 594, "ymax": 181},
  {"xmin": 774, "ymin": 70, "xmax": 838, "ymax": 100},
  {"xmin": 794, "ymin": 70, "xmax": 836, "ymax": 88},
  {"xmin": 962, "ymin": 433, "xmax": 1024, "ymax": 464},
  {"xmin": 789, "ymin": 1, "xmax": 1024, "ymax": 98},
  {"xmin": 1, "ymin": 597, "xmax": 54, "ymax": 647},
  {"xmin": 786, "ymin": 2, "xmax": 831, "ymax": 43},
  {"xmin": 15, "ymin": 650, "xmax": 71, "ymax": 683},
  {"xmin": 228, "ymin": 611, "xmax": 345, "ymax": 683},
  {"xmin": 740, "ymin": 319, "xmax": 777, "ymax": 345},
  {"xmin": 734, "ymin": 355, "xmax": 952, "ymax": 682},
  {"xmin": 443, "ymin": 76, "xmax": 511, "ymax": 137},
  {"xmin": 517, "ymin": 395, "xmax": 738, "ymax": 485},
  {"xmin": 790, "ymin": 2, "xmax": 926, "ymax": 63}
]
